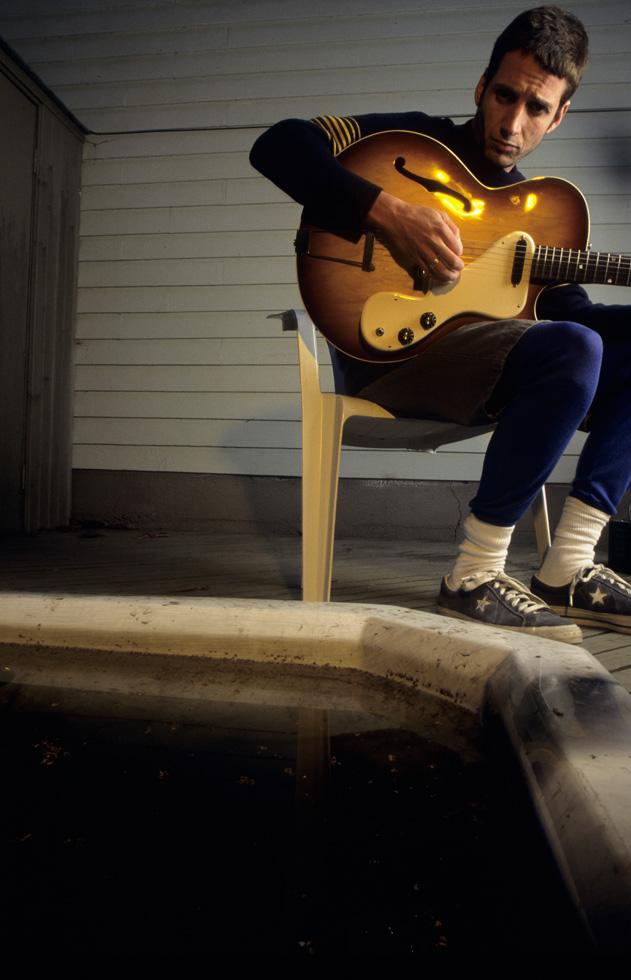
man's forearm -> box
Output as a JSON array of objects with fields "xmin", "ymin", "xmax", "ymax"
[{"xmin": 249, "ymin": 117, "xmax": 381, "ymax": 236}]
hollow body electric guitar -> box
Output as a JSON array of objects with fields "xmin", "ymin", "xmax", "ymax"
[{"xmin": 296, "ymin": 130, "xmax": 629, "ymax": 362}]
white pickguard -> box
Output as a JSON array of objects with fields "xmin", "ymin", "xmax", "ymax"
[{"xmin": 360, "ymin": 232, "xmax": 535, "ymax": 353}]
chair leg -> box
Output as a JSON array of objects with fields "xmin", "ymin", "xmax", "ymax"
[
  {"xmin": 302, "ymin": 397, "xmax": 344, "ymax": 602},
  {"xmin": 532, "ymin": 486, "xmax": 552, "ymax": 562}
]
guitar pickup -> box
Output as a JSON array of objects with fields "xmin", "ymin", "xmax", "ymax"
[
  {"xmin": 512, "ymin": 236, "xmax": 528, "ymax": 286},
  {"xmin": 294, "ymin": 229, "xmax": 375, "ymax": 271}
]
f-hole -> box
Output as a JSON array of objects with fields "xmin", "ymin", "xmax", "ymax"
[{"xmin": 394, "ymin": 157, "xmax": 472, "ymax": 212}]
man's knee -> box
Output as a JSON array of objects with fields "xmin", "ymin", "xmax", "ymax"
[
  {"xmin": 522, "ymin": 321, "xmax": 603, "ymax": 399},
  {"xmin": 539, "ymin": 319, "xmax": 603, "ymax": 368},
  {"xmin": 500, "ymin": 320, "xmax": 602, "ymax": 414}
]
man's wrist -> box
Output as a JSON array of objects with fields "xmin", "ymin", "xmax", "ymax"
[{"xmin": 365, "ymin": 190, "xmax": 399, "ymax": 234}]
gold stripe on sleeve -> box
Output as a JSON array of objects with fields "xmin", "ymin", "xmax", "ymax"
[
  {"xmin": 312, "ymin": 115, "xmax": 340, "ymax": 154},
  {"xmin": 324, "ymin": 115, "xmax": 345, "ymax": 153},
  {"xmin": 348, "ymin": 116, "xmax": 361, "ymax": 141},
  {"xmin": 327, "ymin": 116, "xmax": 347, "ymax": 151},
  {"xmin": 330, "ymin": 115, "xmax": 363, "ymax": 150},
  {"xmin": 336, "ymin": 115, "xmax": 354, "ymax": 147},
  {"xmin": 311, "ymin": 114, "xmax": 362, "ymax": 155}
]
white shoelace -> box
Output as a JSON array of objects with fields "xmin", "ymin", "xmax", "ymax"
[
  {"xmin": 569, "ymin": 563, "xmax": 631, "ymax": 606},
  {"xmin": 462, "ymin": 571, "xmax": 548, "ymax": 614}
]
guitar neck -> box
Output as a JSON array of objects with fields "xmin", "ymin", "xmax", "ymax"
[{"xmin": 532, "ymin": 245, "xmax": 631, "ymax": 288}]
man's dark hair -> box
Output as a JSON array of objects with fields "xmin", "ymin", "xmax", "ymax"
[{"xmin": 484, "ymin": 6, "xmax": 589, "ymax": 103}]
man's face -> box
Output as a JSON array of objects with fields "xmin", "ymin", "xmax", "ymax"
[{"xmin": 474, "ymin": 49, "xmax": 570, "ymax": 171}]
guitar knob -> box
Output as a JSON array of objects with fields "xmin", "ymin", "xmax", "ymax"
[
  {"xmin": 420, "ymin": 312, "xmax": 437, "ymax": 330},
  {"xmin": 398, "ymin": 327, "xmax": 415, "ymax": 346}
]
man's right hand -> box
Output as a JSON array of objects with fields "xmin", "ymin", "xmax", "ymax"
[{"xmin": 366, "ymin": 190, "xmax": 464, "ymax": 284}]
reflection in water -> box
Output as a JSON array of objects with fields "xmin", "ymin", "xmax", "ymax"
[
  {"xmin": 296, "ymin": 708, "xmax": 330, "ymax": 808},
  {"xmin": 0, "ymin": 675, "xmax": 588, "ymax": 953}
]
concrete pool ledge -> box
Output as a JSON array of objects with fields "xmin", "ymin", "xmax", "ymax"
[
  {"xmin": 1, "ymin": 592, "xmax": 631, "ymax": 948},
  {"xmin": 0, "ymin": 592, "xmax": 592, "ymax": 708}
]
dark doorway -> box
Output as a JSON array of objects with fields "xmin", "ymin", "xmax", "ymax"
[{"xmin": 0, "ymin": 69, "xmax": 37, "ymax": 532}]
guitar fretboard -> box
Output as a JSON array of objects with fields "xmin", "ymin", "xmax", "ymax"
[{"xmin": 532, "ymin": 246, "xmax": 631, "ymax": 287}]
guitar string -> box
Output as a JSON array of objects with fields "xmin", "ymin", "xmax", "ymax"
[
  {"xmin": 366, "ymin": 240, "xmax": 631, "ymax": 260},
  {"xmin": 310, "ymin": 234, "xmax": 631, "ymax": 271},
  {"xmin": 304, "ymin": 232, "xmax": 631, "ymax": 281},
  {"xmin": 363, "ymin": 241, "xmax": 631, "ymax": 279}
]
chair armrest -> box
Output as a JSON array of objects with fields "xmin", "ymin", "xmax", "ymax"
[{"xmin": 267, "ymin": 309, "xmax": 299, "ymax": 332}]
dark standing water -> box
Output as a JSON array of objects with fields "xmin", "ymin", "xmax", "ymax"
[{"xmin": 1, "ymin": 678, "xmax": 590, "ymax": 953}]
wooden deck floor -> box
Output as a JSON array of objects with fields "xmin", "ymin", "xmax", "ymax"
[{"xmin": 1, "ymin": 528, "xmax": 630, "ymax": 691}]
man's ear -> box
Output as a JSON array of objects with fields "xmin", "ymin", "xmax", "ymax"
[
  {"xmin": 474, "ymin": 73, "xmax": 487, "ymax": 106},
  {"xmin": 547, "ymin": 100, "xmax": 570, "ymax": 134}
]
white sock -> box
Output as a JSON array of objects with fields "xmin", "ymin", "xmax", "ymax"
[
  {"xmin": 447, "ymin": 513, "xmax": 514, "ymax": 590},
  {"xmin": 536, "ymin": 496, "xmax": 610, "ymax": 587}
]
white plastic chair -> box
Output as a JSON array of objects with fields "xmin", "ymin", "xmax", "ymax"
[{"xmin": 273, "ymin": 309, "xmax": 551, "ymax": 602}]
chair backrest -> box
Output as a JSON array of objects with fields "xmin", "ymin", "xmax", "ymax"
[{"xmin": 270, "ymin": 306, "xmax": 323, "ymax": 396}]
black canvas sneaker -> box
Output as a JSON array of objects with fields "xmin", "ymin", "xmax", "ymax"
[
  {"xmin": 437, "ymin": 571, "xmax": 583, "ymax": 644},
  {"xmin": 531, "ymin": 563, "xmax": 631, "ymax": 634}
]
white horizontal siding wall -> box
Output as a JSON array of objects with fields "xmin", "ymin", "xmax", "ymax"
[{"xmin": 1, "ymin": 0, "xmax": 630, "ymax": 482}]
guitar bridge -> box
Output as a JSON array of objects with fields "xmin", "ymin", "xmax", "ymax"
[{"xmin": 294, "ymin": 229, "xmax": 375, "ymax": 271}]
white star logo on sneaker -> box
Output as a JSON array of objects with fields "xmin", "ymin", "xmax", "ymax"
[
  {"xmin": 589, "ymin": 587, "xmax": 606, "ymax": 607},
  {"xmin": 476, "ymin": 597, "xmax": 491, "ymax": 612}
]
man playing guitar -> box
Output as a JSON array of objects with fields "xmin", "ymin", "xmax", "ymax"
[{"xmin": 251, "ymin": 5, "xmax": 631, "ymax": 643}]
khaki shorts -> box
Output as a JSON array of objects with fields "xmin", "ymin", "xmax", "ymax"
[{"xmin": 356, "ymin": 318, "xmax": 534, "ymax": 426}]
